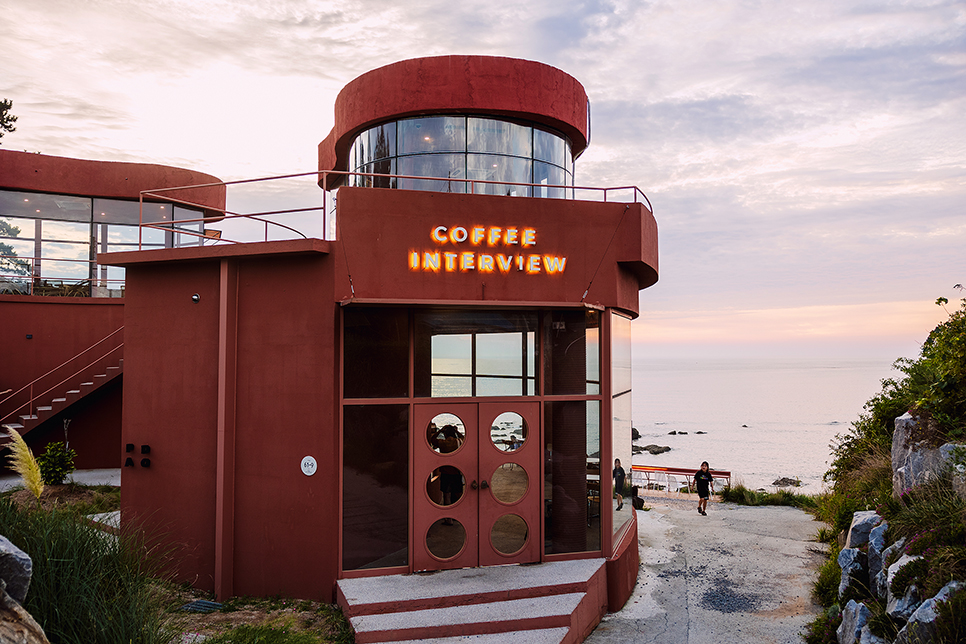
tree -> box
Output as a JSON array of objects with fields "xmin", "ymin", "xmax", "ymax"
[
  {"xmin": 0, "ymin": 219, "xmax": 31, "ymax": 276},
  {"xmin": 0, "ymin": 98, "xmax": 17, "ymax": 142}
]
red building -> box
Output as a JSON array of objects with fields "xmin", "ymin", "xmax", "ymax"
[{"xmin": 4, "ymin": 55, "xmax": 658, "ymax": 641}]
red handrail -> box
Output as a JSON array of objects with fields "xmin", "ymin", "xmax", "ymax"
[{"xmin": 0, "ymin": 327, "xmax": 124, "ymax": 426}]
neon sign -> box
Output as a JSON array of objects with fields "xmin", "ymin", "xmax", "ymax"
[{"xmin": 409, "ymin": 225, "xmax": 567, "ymax": 275}]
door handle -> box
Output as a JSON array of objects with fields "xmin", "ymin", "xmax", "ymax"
[
  {"xmin": 470, "ymin": 480, "xmax": 478, "ymax": 490},
  {"xmin": 480, "ymin": 480, "xmax": 489, "ymax": 489}
]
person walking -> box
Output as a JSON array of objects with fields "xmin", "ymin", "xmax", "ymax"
[
  {"xmin": 613, "ymin": 458, "xmax": 626, "ymax": 511},
  {"xmin": 694, "ymin": 461, "xmax": 714, "ymax": 515}
]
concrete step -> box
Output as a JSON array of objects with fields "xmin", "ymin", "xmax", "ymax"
[
  {"xmin": 339, "ymin": 558, "xmax": 605, "ymax": 616},
  {"xmin": 36, "ymin": 406, "xmax": 52, "ymax": 412},
  {"xmin": 352, "ymin": 593, "xmax": 583, "ymax": 643},
  {"xmin": 52, "ymin": 398, "xmax": 67, "ymax": 403},
  {"xmin": 390, "ymin": 627, "xmax": 570, "ymax": 644},
  {"xmin": 338, "ymin": 559, "xmax": 606, "ymax": 644}
]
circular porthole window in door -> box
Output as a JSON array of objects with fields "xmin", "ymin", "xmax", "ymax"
[
  {"xmin": 489, "ymin": 412, "xmax": 526, "ymax": 453},
  {"xmin": 489, "ymin": 465, "xmax": 527, "ymax": 504},
  {"xmin": 490, "ymin": 514, "xmax": 528, "ymax": 556},
  {"xmin": 427, "ymin": 517, "xmax": 466, "ymax": 560},
  {"xmin": 427, "ymin": 413, "xmax": 466, "ymax": 455},
  {"xmin": 426, "ymin": 466, "xmax": 465, "ymax": 507}
]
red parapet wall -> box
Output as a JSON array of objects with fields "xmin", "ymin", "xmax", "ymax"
[
  {"xmin": 0, "ymin": 150, "xmax": 226, "ymax": 217},
  {"xmin": 607, "ymin": 513, "xmax": 640, "ymax": 613},
  {"xmin": 319, "ymin": 55, "xmax": 590, "ymax": 187}
]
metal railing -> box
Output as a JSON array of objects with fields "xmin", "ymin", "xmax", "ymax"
[
  {"xmin": 0, "ymin": 327, "xmax": 124, "ymax": 428},
  {"xmin": 137, "ymin": 170, "xmax": 653, "ymax": 249},
  {"xmin": 0, "ymin": 255, "xmax": 126, "ymax": 297}
]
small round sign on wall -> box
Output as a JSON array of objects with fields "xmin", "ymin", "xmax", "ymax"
[{"xmin": 300, "ymin": 456, "xmax": 317, "ymax": 476}]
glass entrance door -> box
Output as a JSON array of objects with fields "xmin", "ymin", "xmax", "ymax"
[{"xmin": 413, "ymin": 402, "xmax": 541, "ymax": 572}]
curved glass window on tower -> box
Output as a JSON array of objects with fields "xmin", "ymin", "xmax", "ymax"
[{"xmin": 347, "ymin": 116, "xmax": 573, "ymax": 198}]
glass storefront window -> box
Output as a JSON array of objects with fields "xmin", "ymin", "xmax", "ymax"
[
  {"xmin": 534, "ymin": 128, "xmax": 569, "ymax": 167},
  {"xmin": 415, "ymin": 310, "xmax": 537, "ymax": 398},
  {"xmin": 343, "ymin": 308, "xmax": 409, "ymax": 399},
  {"xmin": 467, "ymin": 118, "xmax": 532, "ymax": 157},
  {"xmin": 398, "ymin": 117, "xmax": 466, "ymax": 155},
  {"xmin": 344, "ymin": 117, "xmax": 573, "ymax": 199},
  {"xmin": 611, "ymin": 312, "xmax": 633, "ymax": 537},
  {"xmin": 397, "ymin": 155, "xmax": 466, "ymax": 193},
  {"xmin": 467, "ymin": 156, "xmax": 532, "ymax": 197},
  {"xmin": 342, "ymin": 404, "xmax": 409, "ymax": 570},
  {"xmin": 544, "ymin": 310, "xmax": 600, "ymax": 395},
  {"xmin": 544, "ymin": 399, "xmax": 601, "ymax": 554}
]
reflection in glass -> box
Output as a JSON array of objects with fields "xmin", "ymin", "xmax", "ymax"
[
  {"xmin": 467, "ymin": 155, "xmax": 531, "ymax": 197},
  {"xmin": 544, "ymin": 310, "xmax": 600, "ymax": 395},
  {"xmin": 397, "ymin": 155, "xmax": 466, "ymax": 193},
  {"xmin": 533, "ymin": 162, "xmax": 567, "ymax": 199},
  {"xmin": 490, "ymin": 466, "xmax": 527, "ymax": 504},
  {"xmin": 427, "ymin": 466, "xmax": 465, "ymax": 506},
  {"xmin": 490, "ymin": 411, "xmax": 526, "ymax": 452},
  {"xmin": 398, "ymin": 117, "xmax": 466, "ymax": 154},
  {"xmin": 544, "ymin": 400, "xmax": 601, "ymax": 554},
  {"xmin": 427, "ymin": 413, "xmax": 465, "ymax": 454},
  {"xmin": 612, "ymin": 312, "xmax": 634, "ymax": 538},
  {"xmin": 0, "ymin": 190, "xmax": 91, "ymax": 222},
  {"xmin": 467, "ymin": 118, "xmax": 532, "ymax": 157},
  {"xmin": 491, "ymin": 514, "xmax": 528, "ymax": 555},
  {"xmin": 343, "ymin": 404, "xmax": 409, "ymax": 570},
  {"xmin": 427, "ymin": 518, "xmax": 466, "ymax": 560},
  {"xmin": 416, "ymin": 310, "xmax": 537, "ymax": 398},
  {"xmin": 534, "ymin": 128, "xmax": 569, "ymax": 167}
]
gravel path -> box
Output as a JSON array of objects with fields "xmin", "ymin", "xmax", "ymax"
[{"xmin": 587, "ymin": 495, "xmax": 826, "ymax": 644}]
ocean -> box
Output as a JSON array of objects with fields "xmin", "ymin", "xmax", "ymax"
[{"xmin": 631, "ymin": 357, "xmax": 898, "ymax": 491}]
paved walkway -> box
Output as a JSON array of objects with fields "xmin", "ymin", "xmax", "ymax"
[
  {"xmin": 0, "ymin": 468, "xmax": 120, "ymax": 492},
  {"xmin": 588, "ymin": 495, "xmax": 825, "ymax": 644}
]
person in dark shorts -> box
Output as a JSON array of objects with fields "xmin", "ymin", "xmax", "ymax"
[
  {"xmin": 694, "ymin": 461, "xmax": 714, "ymax": 515},
  {"xmin": 613, "ymin": 458, "xmax": 626, "ymax": 511}
]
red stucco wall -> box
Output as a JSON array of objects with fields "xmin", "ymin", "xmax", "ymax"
[
  {"xmin": 334, "ymin": 187, "xmax": 657, "ymax": 317},
  {"xmin": 0, "ymin": 150, "xmax": 226, "ymax": 216},
  {"xmin": 114, "ymin": 243, "xmax": 339, "ymax": 599}
]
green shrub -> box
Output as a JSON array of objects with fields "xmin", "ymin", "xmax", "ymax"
[
  {"xmin": 890, "ymin": 556, "xmax": 928, "ymax": 596},
  {"xmin": 813, "ymin": 543, "xmax": 842, "ymax": 608},
  {"xmin": 802, "ymin": 604, "xmax": 841, "ymax": 644},
  {"xmin": 864, "ymin": 598, "xmax": 905, "ymax": 641},
  {"xmin": 718, "ymin": 483, "xmax": 816, "ymax": 509},
  {"xmin": 0, "ymin": 497, "xmax": 176, "ymax": 644},
  {"xmin": 934, "ymin": 586, "xmax": 966, "ymax": 644},
  {"xmin": 37, "ymin": 441, "xmax": 76, "ymax": 486}
]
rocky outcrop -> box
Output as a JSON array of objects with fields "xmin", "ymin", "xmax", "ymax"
[
  {"xmin": 867, "ymin": 521, "xmax": 888, "ymax": 596},
  {"xmin": 0, "ymin": 536, "xmax": 49, "ymax": 644},
  {"xmin": 838, "ymin": 548, "xmax": 868, "ymax": 599},
  {"xmin": 845, "ymin": 510, "xmax": 882, "ymax": 549},
  {"xmin": 893, "ymin": 580, "xmax": 963, "ymax": 644},
  {"xmin": 838, "ymin": 599, "xmax": 871, "ymax": 644},
  {"xmin": 641, "ymin": 444, "xmax": 671, "ymax": 455},
  {"xmin": 0, "ymin": 536, "xmax": 31, "ymax": 606},
  {"xmin": 891, "ymin": 413, "xmax": 966, "ymax": 496}
]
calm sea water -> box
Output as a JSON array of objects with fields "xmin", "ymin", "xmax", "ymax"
[{"xmin": 631, "ymin": 358, "xmax": 898, "ymax": 491}]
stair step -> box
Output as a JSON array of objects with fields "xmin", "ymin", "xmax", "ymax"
[
  {"xmin": 36, "ymin": 406, "xmax": 52, "ymax": 412},
  {"xmin": 19, "ymin": 415, "xmax": 38, "ymax": 421},
  {"xmin": 106, "ymin": 366, "xmax": 120, "ymax": 372},
  {"xmin": 52, "ymin": 398, "xmax": 67, "ymax": 403},
  {"xmin": 94, "ymin": 374, "xmax": 107, "ymax": 379},
  {"xmin": 391, "ymin": 627, "xmax": 570, "ymax": 644},
  {"xmin": 66, "ymin": 390, "xmax": 80, "ymax": 395},
  {"xmin": 351, "ymin": 593, "xmax": 583, "ymax": 643},
  {"xmin": 81, "ymin": 382, "xmax": 94, "ymax": 387},
  {"xmin": 339, "ymin": 558, "xmax": 604, "ymax": 616},
  {"xmin": 1, "ymin": 423, "xmax": 24, "ymax": 431}
]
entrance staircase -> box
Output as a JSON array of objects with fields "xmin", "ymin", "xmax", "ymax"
[
  {"xmin": 0, "ymin": 328, "xmax": 123, "ymax": 447},
  {"xmin": 337, "ymin": 558, "xmax": 607, "ymax": 644}
]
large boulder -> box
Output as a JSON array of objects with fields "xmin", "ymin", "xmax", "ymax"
[
  {"xmin": 858, "ymin": 626, "xmax": 889, "ymax": 644},
  {"xmin": 838, "ymin": 548, "xmax": 868, "ymax": 599},
  {"xmin": 886, "ymin": 584, "xmax": 921, "ymax": 621},
  {"xmin": 0, "ymin": 582, "xmax": 50, "ymax": 644},
  {"xmin": 845, "ymin": 510, "xmax": 882, "ymax": 549},
  {"xmin": 837, "ymin": 599, "xmax": 871, "ymax": 644},
  {"xmin": 894, "ymin": 580, "xmax": 963, "ymax": 644},
  {"xmin": 0, "ymin": 536, "xmax": 31, "ymax": 606},
  {"xmin": 875, "ymin": 538, "xmax": 906, "ymax": 599},
  {"xmin": 867, "ymin": 521, "xmax": 888, "ymax": 596},
  {"xmin": 892, "ymin": 413, "xmax": 966, "ymax": 495}
]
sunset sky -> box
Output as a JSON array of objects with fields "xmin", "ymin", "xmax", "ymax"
[{"xmin": 2, "ymin": 0, "xmax": 963, "ymax": 360}]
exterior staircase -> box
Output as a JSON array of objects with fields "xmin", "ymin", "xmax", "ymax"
[
  {"xmin": 0, "ymin": 328, "xmax": 123, "ymax": 447},
  {"xmin": 337, "ymin": 559, "xmax": 607, "ymax": 644}
]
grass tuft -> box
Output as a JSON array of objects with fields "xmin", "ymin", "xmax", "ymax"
[{"xmin": 5, "ymin": 426, "xmax": 43, "ymax": 501}]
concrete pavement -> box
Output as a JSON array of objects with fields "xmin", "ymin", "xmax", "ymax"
[{"xmin": 587, "ymin": 495, "xmax": 825, "ymax": 644}]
